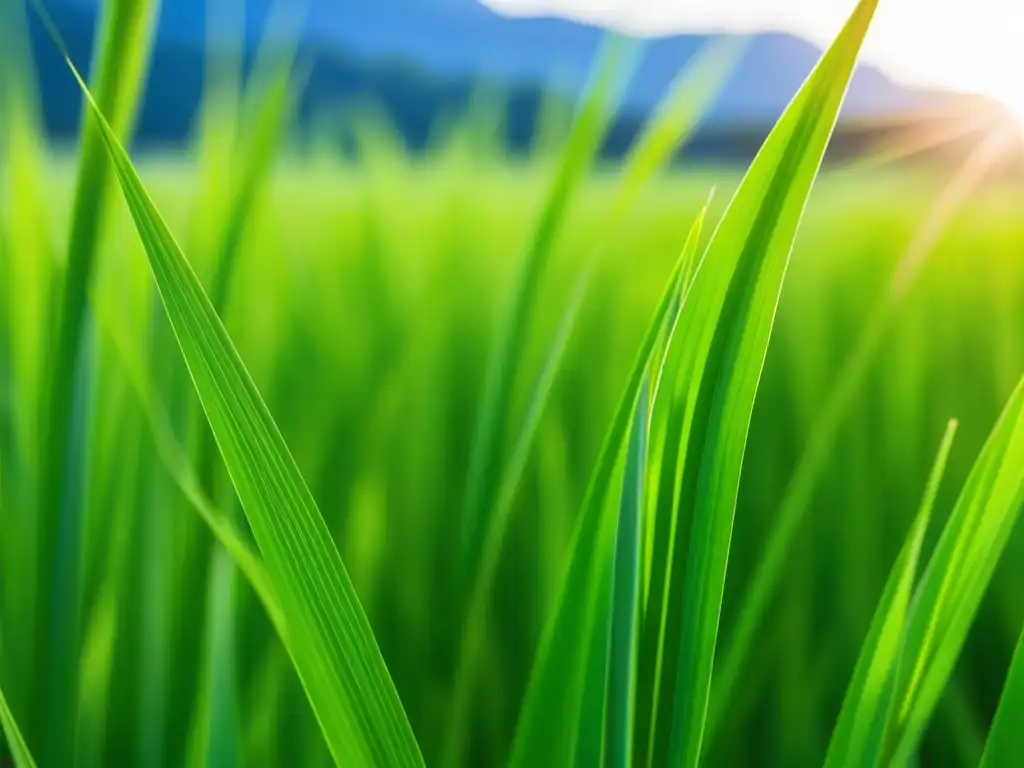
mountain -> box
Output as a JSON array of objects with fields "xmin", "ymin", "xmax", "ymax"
[{"xmin": 24, "ymin": 0, "xmax": 952, "ymax": 155}]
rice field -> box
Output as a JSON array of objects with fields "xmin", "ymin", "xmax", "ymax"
[{"xmin": 3, "ymin": 1, "xmax": 1024, "ymax": 767}]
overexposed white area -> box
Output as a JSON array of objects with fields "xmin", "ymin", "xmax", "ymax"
[{"xmin": 484, "ymin": 0, "xmax": 1024, "ymax": 120}]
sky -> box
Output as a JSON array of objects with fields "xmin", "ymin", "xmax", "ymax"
[{"xmin": 484, "ymin": 0, "xmax": 1024, "ymax": 119}]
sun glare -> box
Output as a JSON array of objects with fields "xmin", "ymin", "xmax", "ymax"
[{"xmin": 1001, "ymin": 93, "xmax": 1024, "ymax": 135}]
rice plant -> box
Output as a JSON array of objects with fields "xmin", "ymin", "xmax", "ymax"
[{"xmin": 2, "ymin": 0, "xmax": 1024, "ymax": 766}]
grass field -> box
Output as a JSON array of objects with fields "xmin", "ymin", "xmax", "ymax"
[{"xmin": 3, "ymin": 1, "xmax": 1024, "ymax": 767}]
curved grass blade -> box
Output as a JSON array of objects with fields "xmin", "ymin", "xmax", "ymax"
[
  {"xmin": 823, "ymin": 419, "xmax": 958, "ymax": 768},
  {"xmin": 631, "ymin": 4, "xmax": 879, "ymax": 765},
  {"xmin": 44, "ymin": 23, "xmax": 424, "ymax": 767},
  {"xmin": 887, "ymin": 375, "xmax": 1024, "ymax": 764},
  {"xmin": 979, "ymin": 626, "xmax": 1024, "ymax": 768},
  {"xmin": 634, "ymin": 199, "xmax": 710, "ymax": 762},
  {"xmin": 0, "ymin": 682, "xmax": 36, "ymax": 768},
  {"xmin": 706, "ymin": 126, "xmax": 1014, "ymax": 739},
  {"xmin": 605, "ymin": 381, "xmax": 650, "ymax": 768},
  {"xmin": 191, "ymin": 2, "xmax": 306, "ymax": 537},
  {"xmin": 508, "ymin": 210, "xmax": 706, "ymax": 768}
]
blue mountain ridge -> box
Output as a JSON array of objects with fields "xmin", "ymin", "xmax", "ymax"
[{"xmin": 33, "ymin": 0, "xmax": 951, "ymax": 151}]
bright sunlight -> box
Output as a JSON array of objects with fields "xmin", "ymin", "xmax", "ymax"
[{"xmin": 487, "ymin": 0, "xmax": 1024, "ymax": 125}]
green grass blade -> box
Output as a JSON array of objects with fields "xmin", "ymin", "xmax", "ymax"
[
  {"xmin": 887, "ymin": 375, "xmax": 1024, "ymax": 763},
  {"xmin": 629, "ymin": 4, "xmax": 879, "ymax": 765},
  {"xmin": 605, "ymin": 381, "xmax": 649, "ymax": 768},
  {"xmin": 44, "ymin": 24, "xmax": 424, "ymax": 767},
  {"xmin": 0, "ymin": 0, "xmax": 51, "ymax": 514},
  {"xmin": 574, "ymin": 549, "xmax": 616, "ymax": 768},
  {"xmin": 634, "ymin": 204, "xmax": 709, "ymax": 763},
  {"xmin": 706, "ymin": 127, "xmax": 1013, "ymax": 739},
  {"xmin": 823, "ymin": 419, "xmax": 958, "ymax": 768},
  {"xmin": 186, "ymin": 546, "xmax": 241, "ymax": 768},
  {"xmin": 979, "ymin": 626, "xmax": 1024, "ymax": 768},
  {"xmin": 31, "ymin": 1, "xmax": 158, "ymax": 761},
  {"xmin": 508, "ymin": 209, "xmax": 705, "ymax": 768},
  {"xmin": 0, "ymin": 681, "xmax": 36, "ymax": 768}
]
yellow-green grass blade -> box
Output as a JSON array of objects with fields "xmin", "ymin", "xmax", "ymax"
[
  {"xmin": 0, "ymin": 681, "xmax": 36, "ymax": 768},
  {"xmin": 887, "ymin": 375, "xmax": 1024, "ymax": 764},
  {"xmin": 458, "ymin": 37, "xmax": 635, "ymax": 582},
  {"xmin": 50, "ymin": 34, "xmax": 424, "ymax": 768},
  {"xmin": 31, "ymin": 1, "xmax": 159, "ymax": 762},
  {"xmin": 0, "ymin": 0, "xmax": 51, "ymax": 493},
  {"xmin": 633, "ymin": 4, "xmax": 879, "ymax": 765},
  {"xmin": 508, "ymin": 208, "xmax": 707, "ymax": 768},
  {"xmin": 706, "ymin": 126, "xmax": 1013, "ymax": 739},
  {"xmin": 0, "ymin": 0, "xmax": 52, "ymax": 728},
  {"xmin": 823, "ymin": 419, "xmax": 958, "ymax": 768},
  {"xmin": 979, "ymin": 625, "xmax": 1024, "ymax": 767}
]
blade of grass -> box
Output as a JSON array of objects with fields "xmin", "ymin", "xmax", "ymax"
[
  {"xmin": 979, "ymin": 626, "xmax": 1024, "ymax": 768},
  {"xmin": 186, "ymin": 546, "xmax": 241, "ymax": 768},
  {"xmin": 887, "ymin": 374, "xmax": 1024, "ymax": 763},
  {"xmin": 605, "ymin": 380, "xmax": 650, "ymax": 768},
  {"xmin": 31, "ymin": 0, "xmax": 158, "ymax": 762},
  {"xmin": 0, "ymin": 0, "xmax": 51, "ymax": 499},
  {"xmin": 193, "ymin": 54, "xmax": 303, "ymax": 515},
  {"xmin": 706, "ymin": 125, "xmax": 1015, "ymax": 739},
  {"xmin": 0, "ymin": 2, "xmax": 52, "ymax": 724},
  {"xmin": 823, "ymin": 419, "xmax": 958, "ymax": 768},
  {"xmin": 573, "ymin": 547, "xmax": 616, "ymax": 768},
  {"xmin": 634, "ymin": 197, "xmax": 710, "ymax": 761},
  {"xmin": 632, "ymin": 5, "xmax": 879, "ymax": 765},
  {"xmin": 39, "ymin": 13, "xmax": 425, "ymax": 765},
  {"xmin": 0, "ymin": 681, "xmax": 37, "ymax": 768},
  {"xmin": 507, "ymin": 211, "xmax": 704, "ymax": 768}
]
